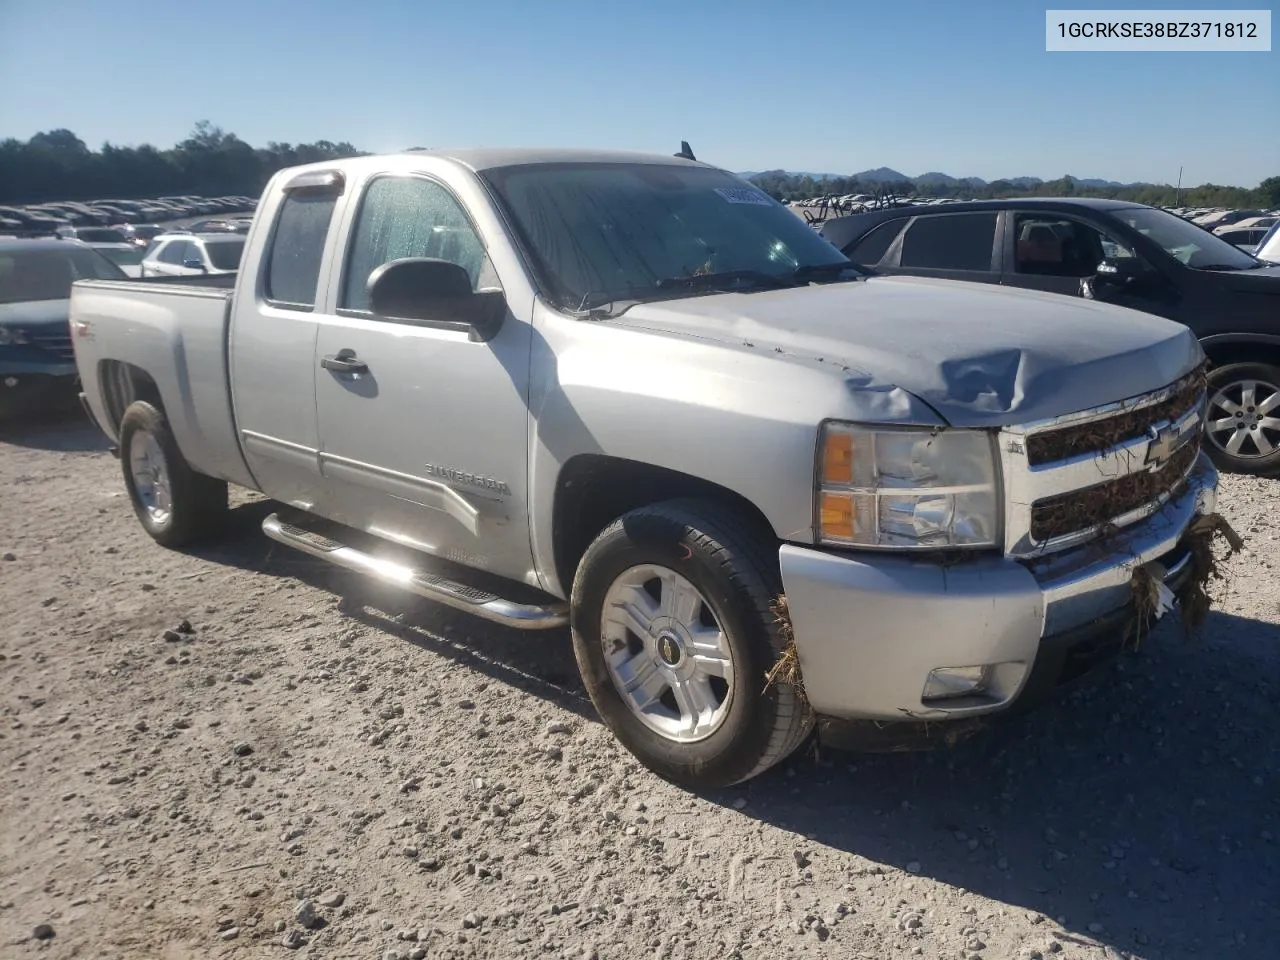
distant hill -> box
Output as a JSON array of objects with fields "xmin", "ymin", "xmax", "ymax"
[
  {"xmin": 850, "ymin": 166, "xmax": 912, "ymax": 183},
  {"xmin": 736, "ymin": 169, "xmax": 1158, "ymax": 190}
]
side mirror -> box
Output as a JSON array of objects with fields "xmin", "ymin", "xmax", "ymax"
[
  {"xmin": 183, "ymin": 258, "xmax": 206, "ymax": 272},
  {"xmin": 366, "ymin": 257, "xmax": 505, "ymax": 342},
  {"xmin": 1093, "ymin": 257, "xmax": 1144, "ymax": 285}
]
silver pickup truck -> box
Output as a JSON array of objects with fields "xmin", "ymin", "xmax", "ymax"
[{"xmin": 70, "ymin": 148, "xmax": 1223, "ymax": 788}]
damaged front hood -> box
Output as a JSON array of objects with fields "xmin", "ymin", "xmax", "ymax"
[{"xmin": 612, "ymin": 276, "xmax": 1203, "ymax": 427}]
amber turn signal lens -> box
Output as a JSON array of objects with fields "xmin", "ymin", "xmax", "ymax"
[
  {"xmin": 822, "ymin": 430, "xmax": 854, "ymax": 484},
  {"xmin": 819, "ymin": 492, "xmax": 855, "ymax": 540}
]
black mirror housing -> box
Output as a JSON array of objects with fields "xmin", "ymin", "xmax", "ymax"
[
  {"xmin": 1094, "ymin": 257, "xmax": 1144, "ymax": 283},
  {"xmin": 366, "ymin": 257, "xmax": 505, "ymax": 342}
]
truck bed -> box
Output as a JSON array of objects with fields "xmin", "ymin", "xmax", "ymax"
[{"xmin": 69, "ymin": 274, "xmax": 257, "ymax": 490}]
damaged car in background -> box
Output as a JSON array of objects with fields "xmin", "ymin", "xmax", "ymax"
[
  {"xmin": 820, "ymin": 199, "xmax": 1280, "ymax": 477},
  {"xmin": 68, "ymin": 148, "xmax": 1239, "ymax": 788}
]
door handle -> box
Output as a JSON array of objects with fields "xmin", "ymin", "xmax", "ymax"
[{"xmin": 321, "ymin": 350, "xmax": 369, "ymax": 374}]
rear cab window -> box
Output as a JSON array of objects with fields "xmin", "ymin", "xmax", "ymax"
[{"xmin": 262, "ymin": 170, "xmax": 344, "ymax": 310}]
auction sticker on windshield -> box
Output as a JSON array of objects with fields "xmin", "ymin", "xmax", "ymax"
[{"xmin": 714, "ymin": 187, "xmax": 774, "ymax": 205}]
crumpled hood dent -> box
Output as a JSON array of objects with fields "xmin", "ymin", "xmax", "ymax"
[{"xmin": 614, "ymin": 276, "xmax": 1204, "ymax": 428}]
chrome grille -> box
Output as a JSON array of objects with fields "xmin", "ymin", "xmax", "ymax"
[
  {"xmin": 1000, "ymin": 367, "xmax": 1208, "ymax": 557},
  {"xmin": 26, "ymin": 330, "xmax": 75, "ymax": 361},
  {"xmin": 1029, "ymin": 440, "xmax": 1200, "ymax": 542}
]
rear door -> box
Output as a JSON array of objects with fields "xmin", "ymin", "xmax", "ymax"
[
  {"xmin": 228, "ymin": 169, "xmax": 345, "ymax": 505},
  {"xmin": 877, "ymin": 211, "xmax": 1001, "ymax": 284},
  {"xmin": 310, "ymin": 166, "xmax": 536, "ymax": 583},
  {"xmin": 841, "ymin": 217, "xmax": 910, "ymax": 271}
]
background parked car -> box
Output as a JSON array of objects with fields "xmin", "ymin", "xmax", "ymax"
[
  {"xmin": 1255, "ymin": 222, "xmax": 1280, "ymax": 265},
  {"xmin": 140, "ymin": 232, "xmax": 246, "ymax": 277},
  {"xmin": 52, "ymin": 229, "xmax": 146, "ymax": 277},
  {"xmin": 1213, "ymin": 226, "xmax": 1272, "ymax": 253},
  {"xmin": 0, "ymin": 237, "xmax": 127, "ymax": 417},
  {"xmin": 820, "ymin": 198, "xmax": 1280, "ymax": 476},
  {"xmin": 119, "ymin": 223, "xmax": 166, "ymax": 247},
  {"xmin": 184, "ymin": 218, "xmax": 251, "ymax": 234}
]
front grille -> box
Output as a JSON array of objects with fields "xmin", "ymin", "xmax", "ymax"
[
  {"xmin": 1025, "ymin": 366, "xmax": 1206, "ymax": 466},
  {"xmin": 26, "ymin": 331, "xmax": 75, "ymax": 362},
  {"xmin": 1029, "ymin": 439, "xmax": 1199, "ymax": 542}
]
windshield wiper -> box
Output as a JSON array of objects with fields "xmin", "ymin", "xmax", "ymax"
[
  {"xmin": 1194, "ymin": 263, "xmax": 1252, "ymax": 271},
  {"xmin": 792, "ymin": 261, "xmax": 863, "ymax": 282},
  {"xmin": 654, "ymin": 270, "xmax": 797, "ymax": 292}
]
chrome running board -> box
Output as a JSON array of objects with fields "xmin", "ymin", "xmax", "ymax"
[{"xmin": 262, "ymin": 512, "xmax": 568, "ymax": 630}]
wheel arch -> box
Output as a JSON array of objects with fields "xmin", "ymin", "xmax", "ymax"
[
  {"xmin": 550, "ymin": 454, "xmax": 781, "ymax": 600},
  {"xmin": 1200, "ymin": 334, "xmax": 1280, "ymax": 370},
  {"xmin": 97, "ymin": 359, "xmax": 164, "ymax": 431}
]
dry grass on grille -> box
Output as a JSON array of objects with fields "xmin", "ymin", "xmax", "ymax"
[
  {"xmin": 1128, "ymin": 513, "xmax": 1244, "ymax": 647},
  {"xmin": 763, "ymin": 595, "xmax": 809, "ymax": 709},
  {"xmin": 1025, "ymin": 364, "xmax": 1208, "ymax": 466},
  {"xmin": 1031, "ymin": 440, "xmax": 1200, "ymax": 543},
  {"xmin": 1178, "ymin": 513, "xmax": 1245, "ymax": 636}
]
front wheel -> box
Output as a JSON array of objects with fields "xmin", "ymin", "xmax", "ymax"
[
  {"xmin": 570, "ymin": 499, "xmax": 812, "ymax": 789},
  {"xmin": 119, "ymin": 400, "xmax": 228, "ymax": 547},
  {"xmin": 1203, "ymin": 362, "xmax": 1280, "ymax": 477}
]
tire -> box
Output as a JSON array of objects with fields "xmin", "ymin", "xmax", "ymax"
[
  {"xmin": 570, "ymin": 498, "xmax": 813, "ymax": 789},
  {"xmin": 118, "ymin": 400, "xmax": 228, "ymax": 547},
  {"xmin": 1203, "ymin": 362, "xmax": 1280, "ymax": 477}
]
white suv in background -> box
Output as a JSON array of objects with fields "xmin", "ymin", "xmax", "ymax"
[{"xmin": 140, "ymin": 232, "xmax": 246, "ymax": 278}]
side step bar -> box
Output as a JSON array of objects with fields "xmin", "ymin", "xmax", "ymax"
[{"xmin": 262, "ymin": 513, "xmax": 568, "ymax": 630}]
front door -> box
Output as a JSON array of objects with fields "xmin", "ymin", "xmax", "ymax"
[
  {"xmin": 1000, "ymin": 211, "xmax": 1178, "ymax": 318},
  {"xmin": 311, "ymin": 172, "xmax": 535, "ymax": 584}
]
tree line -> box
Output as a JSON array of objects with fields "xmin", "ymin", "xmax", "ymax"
[
  {"xmin": 0, "ymin": 123, "xmax": 366, "ymax": 205},
  {"xmin": 3, "ymin": 124, "xmax": 1276, "ymax": 211},
  {"xmin": 749, "ymin": 169, "xmax": 1280, "ymax": 210}
]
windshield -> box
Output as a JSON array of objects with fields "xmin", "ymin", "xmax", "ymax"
[
  {"xmin": 132, "ymin": 225, "xmax": 163, "ymax": 240},
  {"xmin": 482, "ymin": 162, "xmax": 850, "ymax": 310},
  {"xmin": 1114, "ymin": 207, "xmax": 1261, "ymax": 270},
  {"xmin": 205, "ymin": 238, "xmax": 245, "ymax": 270},
  {"xmin": 98, "ymin": 246, "xmax": 145, "ymax": 266},
  {"xmin": 0, "ymin": 246, "xmax": 126, "ymax": 303},
  {"xmin": 1255, "ymin": 223, "xmax": 1280, "ymax": 264}
]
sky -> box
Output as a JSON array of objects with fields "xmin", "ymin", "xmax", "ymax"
[{"xmin": 0, "ymin": 0, "xmax": 1275, "ymax": 187}]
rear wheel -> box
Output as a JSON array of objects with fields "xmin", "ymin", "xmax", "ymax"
[
  {"xmin": 119, "ymin": 400, "xmax": 228, "ymax": 547},
  {"xmin": 1203, "ymin": 362, "xmax": 1280, "ymax": 477},
  {"xmin": 570, "ymin": 499, "xmax": 812, "ymax": 789}
]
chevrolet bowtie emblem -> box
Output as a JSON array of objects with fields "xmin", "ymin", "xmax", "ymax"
[{"xmin": 1145, "ymin": 417, "xmax": 1194, "ymax": 468}]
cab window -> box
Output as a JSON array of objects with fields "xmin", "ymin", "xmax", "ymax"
[{"xmin": 340, "ymin": 176, "xmax": 494, "ymax": 314}]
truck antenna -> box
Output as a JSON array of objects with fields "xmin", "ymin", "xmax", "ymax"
[{"xmin": 675, "ymin": 141, "xmax": 696, "ymax": 161}]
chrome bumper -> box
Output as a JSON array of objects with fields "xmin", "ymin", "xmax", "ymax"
[{"xmin": 780, "ymin": 453, "xmax": 1218, "ymax": 722}]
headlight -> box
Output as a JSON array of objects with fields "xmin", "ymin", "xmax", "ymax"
[
  {"xmin": 0, "ymin": 327, "xmax": 29, "ymax": 346},
  {"xmin": 816, "ymin": 423, "xmax": 1001, "ymax": 549}
]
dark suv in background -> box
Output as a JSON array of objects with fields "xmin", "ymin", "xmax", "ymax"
[{"xmin": 820, "ymin": 199, "xmax": 1280, "ymax": 476}]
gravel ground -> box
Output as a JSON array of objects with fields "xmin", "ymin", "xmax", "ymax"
[{"xmin": 1, "ymin": 410, "xmax": 1277, "ymax": 960}]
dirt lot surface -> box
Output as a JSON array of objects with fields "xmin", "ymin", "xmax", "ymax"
[{"xmin": 2, "ymin": 411, "xmax": 1277, "ymax": 960}]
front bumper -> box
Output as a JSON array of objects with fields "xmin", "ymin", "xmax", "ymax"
[
  {"xmin": 780, "ymin": 452, "xmax": 1218, "ymax": 722},
  {"xmin": 0, "ymin": 371, "xmax": 80, "ymax": 418}
]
